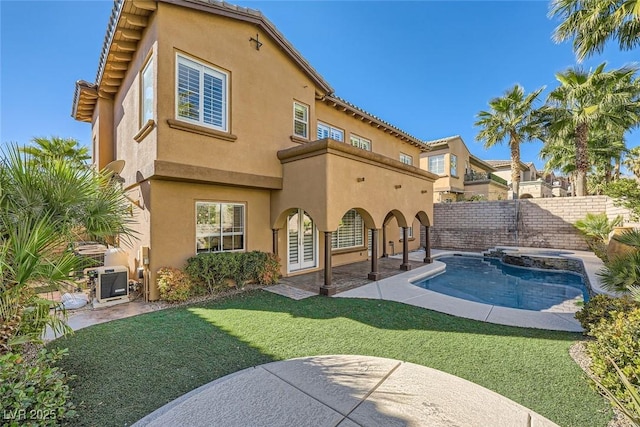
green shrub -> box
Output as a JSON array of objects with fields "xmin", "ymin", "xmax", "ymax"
[
  {"xmin": 575, "ymin": 294, "xmax": 640, "ymax": 333},
  {"xmin": 588, "ymin": 308, "xmax": 640, "ymax": 416},
  {"xmin": 0, "ymin": 348, "xmax": 76, "ymax": 426},
  {"xmin": 185, "ymin": 251, "xmax": 281, "ymax": 294},
  {"xmin": 156, "ymin": 267, "xmax": 192, "ymax": 303}
]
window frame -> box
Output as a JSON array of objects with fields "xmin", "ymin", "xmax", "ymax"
[
  {"xmin": 399, "ymin": 152, "xmax": 413, "ymax": 165},
  {"xmin": 332, "ymin": 209, "xmax": 365, "ymax": 250},
  {"xmin": 349, "ymin": 134, "xmax": 371, "ymax": 151},
  {"xmin": 140, "ymin": 55, "xmax": 154, "ymax": 126},
  {"xmin": 399, "ymin": 225, "xmax": 414, "ymax": 240},
  {"xmin": 450, "ymin": 154, "xmax": 458, "ymax": 177},
  {"xmin": 317, "ymin": 121, "xmax": 344, "ymax": 142},
  {"xmin": 195, "ymin": 201, "xmax": 245, "ymax": 254},
  {"xmin": 428, "ymin": 154, "xmax": 445, "ymax": 175},
  {"xmin": 293, "ymin": 101, "xmax": 309, "ymax": 139},
  {"xmin": 175, "ymin": 53, "xmax": 229, "ymax": 132}
]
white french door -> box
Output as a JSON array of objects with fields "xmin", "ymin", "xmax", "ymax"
[{"xmin": 287, "ymin": 209, "xmax": 317, "ymax": 272}]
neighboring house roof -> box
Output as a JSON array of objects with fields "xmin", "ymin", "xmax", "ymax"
[
  {"xmin": 423, "ymin": 135, "xmax": 461, "ymax": 149},
  {"xmin": 469, "ymin": 154, "xmax": 496, "ymax": 172},
  {"xmin": 485, "ymin": 159, "xmax": 529, "ymax": 170}
]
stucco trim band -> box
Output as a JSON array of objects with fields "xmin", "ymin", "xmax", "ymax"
[
  {"xmin": 147, "ymin": 160, "xmax": 283, "ymax": 189},
  {"xmin": 167, "ymin": 119, "xmax": 238, "ymax": 142},
  {"xmin": 278, "ymin": 139, "xmax": 438, "ymax": 182}
]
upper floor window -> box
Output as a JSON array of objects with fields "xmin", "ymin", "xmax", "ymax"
[
  {"xmin": 293, "ymin": 102, "xmax": 308, "ymax": 138},
  {"xmin": 350, "ymin": 135, "xmax": 371, "ymax": 151},
  {"xmin": 196, "ymin": 202, "xmax": 245, "ymax": 253},
  {"xmin": 317, "ymin": 122, "xmax": 344, "ymax": 142},
  {"xmin": 450, "ymin": 154, "xmax": 458, "ymax": 176},
  {"xmin": 399, "ymin": 152, "xmax": 413, "ymax": 165},
  {"xmin": 332, "ymin": 209, "xmax": 364, "ymax": 250},
  {"xmin": 176, "ymin": 54, "xmax": 228, "ymax": 131},
  {"xmin": 428, "ymin": 154, "xmax": 445, "ymax": 175},
  {"xmin": 141, "ymin": 56, "xmax": 154, "ymax": 124}
]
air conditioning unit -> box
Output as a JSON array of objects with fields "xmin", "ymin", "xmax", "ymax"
[{"xmin": 93, "ymin": 266, "xmax": 129, "ymax": 304}]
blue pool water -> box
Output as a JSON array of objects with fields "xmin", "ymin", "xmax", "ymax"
[{"xmin": 413, "ymin": 256, "xmax": 589, "ymax": 311}]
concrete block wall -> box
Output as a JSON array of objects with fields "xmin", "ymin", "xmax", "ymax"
[{"xmin": 429, "ymin": 196, "xmax": 633, "ymax": 251}]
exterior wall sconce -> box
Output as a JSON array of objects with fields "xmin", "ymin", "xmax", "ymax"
[
  {"xmin": 421, "ymin": 190, "xmax": 428, "ymax": 194},
  {"xmin": 394, "ymin": 185, "xmax": 402, "ymax": 189},
  {"xmin": 357, "ymin": 177, "xmax": 365, "ymax": 182}
]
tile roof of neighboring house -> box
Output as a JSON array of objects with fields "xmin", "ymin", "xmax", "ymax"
[
  {"xmin": 485, "ymin": 160, "xmax": 512, "ymax": 168},
  {"xmin": 423, "ymin": 135, "xmax": 462, "ymax": 148}
]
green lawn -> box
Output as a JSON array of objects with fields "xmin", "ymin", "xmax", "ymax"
[{"xmin": 51, "ymin": 290, "xmax": 611, "ymax": 426}]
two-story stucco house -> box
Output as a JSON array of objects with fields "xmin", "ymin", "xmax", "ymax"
[
  {"xmin": 420, "ymin": 136, "xmax": 508, "ymax": 202},
  {"xmin": 72, "ymin": 0, "xmax": 436, "ymax": 300}
]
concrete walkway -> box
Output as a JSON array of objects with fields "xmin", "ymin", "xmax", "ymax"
[{"xmin": 133, "ymin": 355, "xmax": 558, "ymax": 427}]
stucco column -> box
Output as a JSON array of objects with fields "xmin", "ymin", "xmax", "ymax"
[
  {"xmin": 423, "ymin": 225, "xmax": 432, "ymax": 264},
  {"xmin": 272, "ymin": 229, "xmax": 278, "ymax": 256},
  {"xmin": 319, "ymin": 232, "xmax": 335, "ymax": 296},
  {"xmin": 368, "ymin": 228, "xmax": 381, "ymax": 281},
  {"xmin": 381, "ymin": 225, "xmax": 388, "ymax": 257},
  {"xmin": 400, "ymin": 227, "xmax": 412, "ymax": 271}
]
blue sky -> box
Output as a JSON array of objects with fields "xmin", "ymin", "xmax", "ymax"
[{"xmin": 1, "ymin": 1, "xmax": 638, "ymax": 170}]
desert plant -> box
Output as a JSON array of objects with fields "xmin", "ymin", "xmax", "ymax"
[
  {"xmin": 574, "ymin": 212, "xmax": 623, "ymax": 261},
  {"xmin": 575, "ymin": 293, "xmax": 640, "ymax": 333},
  {"xmin": 588, "ymin": 308, "xmax": 640, "ymax": 417},
  {"xmin": 592, "ymin": 357, "xmax": 640, "ymax": 427},
  {"xmin": 599, "ymin": 229, "xmax": 640, "ymax": 298},
  {"xmin": 0, "ymin": 348, "xmax": 77, "ymax": 425},
  {"xmin": 156, "ymin": 268, "xmax": 192, "ymax": 303}
]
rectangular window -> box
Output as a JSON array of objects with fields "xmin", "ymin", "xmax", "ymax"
[
  {"xmin": 332, "ymin": 209, "xmax": 364, "ymax": 250},
  {"xmin": 196, "ymin": 202, "xmax": 245, "ymax": 253},
  {"xmin": 141, "ymin": 56, "xmax": 154, "ymax": 124},
  {"xmin": 317, "ymin": 122, "xmax": 344, "ymax": 142},
  {"xmin": 399, "ymin": 225, "xmax": 414, "ymax": 240},
  {"xmin": 399, "ymin": 152, "xmax": 413, "ymax": 165},
  {"xmin": 350, "ymin": 135, "xmax": 371, "ymax": 151},
  {"xmin": 450, "ymin": 154, "xmax": 458, "ymax": 176},
  {"xmin": 428, "ymin": 154, "xmax": 445, "ymax": 175},
  {"xmin": 293, "ymin": 102, "xmax": 308, "ymax": 138},
  {"xmin": 176, "ymin": 54, "xmax": 228, "ymax": 131}
]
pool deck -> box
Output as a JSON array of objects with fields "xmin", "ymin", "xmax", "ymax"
[{"xmin": 335, "ymin": 247, "xmax": 608, "ymax": 332}]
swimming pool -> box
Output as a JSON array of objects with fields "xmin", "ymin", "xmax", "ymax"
[{"xmin": 412, "ymin": 256, "xmax": 588, "ymax": 312}]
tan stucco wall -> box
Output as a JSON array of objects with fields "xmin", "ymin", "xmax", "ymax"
[
  {"xmin": 92, "ymin": 98, "xmax": 115, "ymax": 170},
  {"xmin": 147, "ymin": 180, "xmax": 272, "ymax": 300},
  {"xmin": 463, "ymin": 181, "xmax": 508, "ymax": 201},
  {"xmin": 273, "ymin": 141, "xmax": 434, "ymax": 232},
  {"xmin": 154, "ymin": 3, "xmax": 318, "ymax": 179},
  {"xmin": 86, "ymin": 2, "xmax": 435, "ymax": 298}
]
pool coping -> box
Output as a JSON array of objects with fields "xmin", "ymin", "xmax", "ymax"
[{"xmin": 335, "ymin": 247, "xmax": 611, "ymax": 332}]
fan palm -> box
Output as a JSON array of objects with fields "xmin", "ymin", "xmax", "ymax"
[
  {"xmin": 0, "ymin": 144, "xmax": 134, "ymax": 351},
  {"xmin": 550, "ymin": 0, "xmax": 640, "ymax": 61},
  {"xmin": 539, "ymin": 63, "xmax": 640, "ymax": 196},
  {"xmin": 20, "ymin": 136, "xmax": 90, "ymax": 166},
  {"xmin": 624, "ymin": 146, "xmax": 640, "ymax": 178},
  {"xmin": 475, "ymin": 85, "xmax": 545, "ymax": 199}
]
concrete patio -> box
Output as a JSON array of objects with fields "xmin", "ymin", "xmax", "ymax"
[{"xmin": 133, "ymin": 355, "xmax": 558, "ymax": 427}]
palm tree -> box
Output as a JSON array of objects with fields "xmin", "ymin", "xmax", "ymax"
[
  {"xmin": 624, "ymin": 146, "xmax": 640, "ymax": 178},
  {"xmin": 550, "ymin": 0, "xmax": 640, "ymax": 61},
  {"xmin": 539, "ymin": 63, "xmax": 640, "ymax": 196},
  {"xmin": 475, "ymin": 85, "xmax": 545, "ymax": 199},
  {"xmin": 20, "ymin": 136, "xmax": 90, "ymax": 166},
  {"xmin": 0, "ymin": 144, "xmax": 134, "ymax": 351}
]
